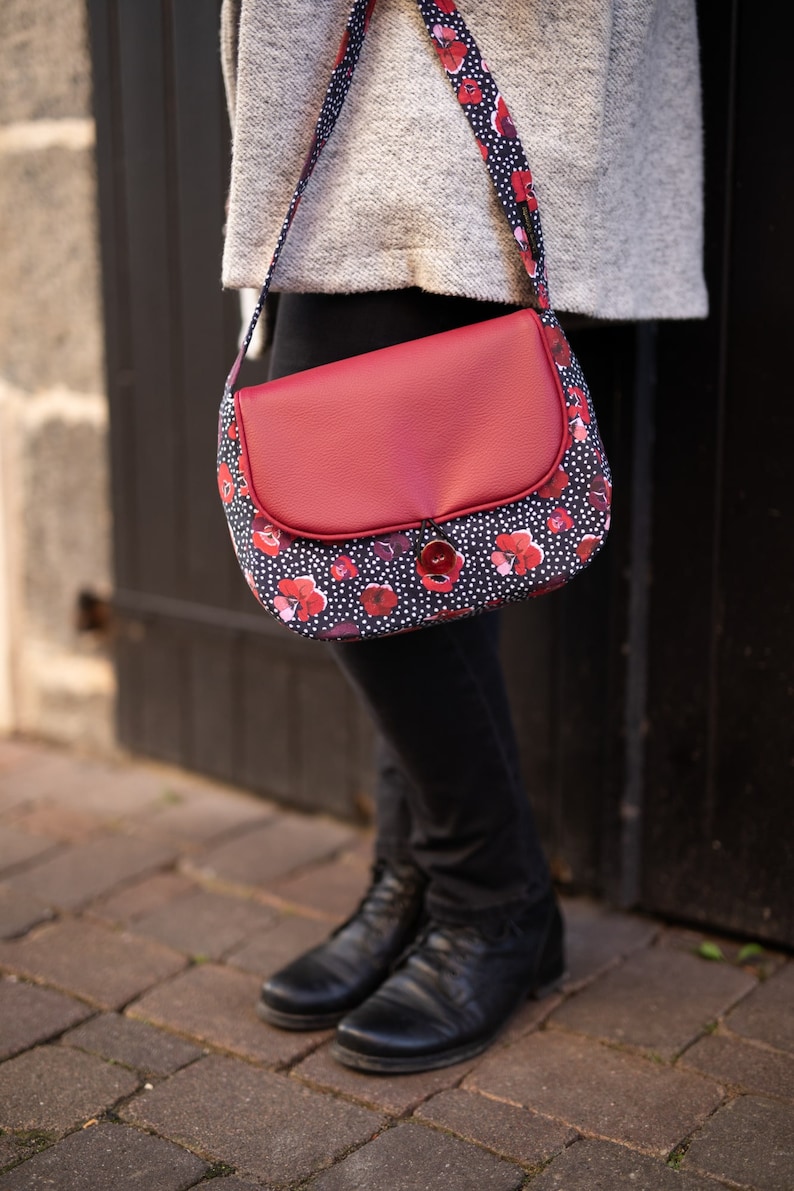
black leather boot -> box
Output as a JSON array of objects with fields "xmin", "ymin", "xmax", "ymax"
[
  {"xmin": 330, "ymin": 890, "xmax": 564, "ymax": 1072},
  {"xmin": 257, "ymin": 860, "xmax": 427, "ymax": 1029}
]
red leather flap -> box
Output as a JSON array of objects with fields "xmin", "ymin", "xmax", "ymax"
[{"xmin": 235, "ymin": 308, "xmax": 567, "ymax": 540}]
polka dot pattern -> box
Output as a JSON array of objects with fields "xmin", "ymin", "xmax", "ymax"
[{"xmin": 218, "ymin": 0, "xmax": 612, "ymax": 642}]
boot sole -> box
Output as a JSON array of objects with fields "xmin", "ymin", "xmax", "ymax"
[{"xmin": 256, "ymin": 1000, "xmax": 345, "ymax": 1031}]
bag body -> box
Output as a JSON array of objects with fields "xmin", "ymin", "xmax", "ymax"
[{"xmin": 217, "ymin": 0, "xmax": 611, "ymax": 641}]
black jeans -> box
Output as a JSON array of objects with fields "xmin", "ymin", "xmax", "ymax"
[{"xmin": 267, "ymin": 290, "xmax": 552, "ymax": 926}]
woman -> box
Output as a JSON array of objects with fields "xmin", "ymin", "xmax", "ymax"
[{"xmin": 219, "ymin": 0, "xmax": 706, "ymax": 1074}]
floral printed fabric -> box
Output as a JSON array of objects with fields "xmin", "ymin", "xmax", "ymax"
[{"xmin": 217, "ymin": 0, "xmax": 612, "ymax": 641}]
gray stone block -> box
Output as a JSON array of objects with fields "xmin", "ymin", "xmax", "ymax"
[
  {"xmin": 0, "ymin": 917, "xmax": 187, "ymax": 1009},
  {"xmin": 191, "ymin": 813, "xmax": 357, "ymax": 889},
  {"xmin": 0, "ymin": 146, "xmax": 103, "ymax": 393},
  {"xmin": 6, "ymin": 833, "xmax": 176, "ymax": 910},
  {"xmin": 530, "ymin": 1138, "xmax": 719, "ymax": 1190},
  {"xmin": 129, "ymin": 888, "xmax": 276, "ymax": 960},
  {"xmin": 0, "ymin": 885, "xmax": 53, "ymax": 938},
  {"xmin": 0, "ymin": 0, "xmax": 92, "ymax": 121},
  {"xmin": 0, "ymin": 1045, "xmax": 139, "ymax": 1132},
  {"xmin": 0, "ymin": 1121, "xmax": 208, "ymax": 1190},
  {"xmin": 62, "ymin": 1012, "xmax": 203, "ymax": 1076},
  {"xmin": 308, "ymin": 1123, "xmax": 524, "ymax": 1191},
  {"xmin": 467, "ymin": 1030, "xmax": 724, "ymax": 1156},
  {"xmin": 414, "ymin": 1089, "xmax": 577, "ymax": 1167},
  {"xmin": 226, "ymin": 911, "xmax": 333, "ymax": 975},
  {"xmin": 683, "ymin": 1094, "xmax": 794, "ymax": 1190},
  {"xmin": 293, "ymin": 1043, "xmax": 476, "ymax": 1116},
  {"xmin": 679, "ymin": 1032, "xmax": 794, "ymax": 1101},
  {"xmin": 0, "ymin": 976, "xmax": 92, "ymax": 1060},
  {"xmin": 121, "ymin": 1053, "xmax": 383, "ymax": 1186},
  {"xmin": 725, "ymin": 962, "xmax": 794, "ymax": 1054},
  {"xmin": 549, "ymin": 945, "xmax": 757, "ymax": 1059},
  {"xmin": 127, "ymin": 962, "xmax": 329, "ymax": 1068},
  {"xmin": 0, "ymin": 827, "xmax": 58, "ymax": 877}
]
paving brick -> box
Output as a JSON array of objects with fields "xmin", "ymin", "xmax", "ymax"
[
  {"xmin": 128, "ymin": 962, "xmax": 329, "ymax": 1067},
  {"xmin": 190, "ymin": 815, "xmax": 357, "ymax": 890},
  {"xmin": 90, "ymin": 871, "xmax": 196, "ymax": 925},
  {"xmin": 293, "ymin": 1042, "xmax": 475, "ymax": 1115},
  {"xmin": 62, "ymin": 1012, "xmax": 203, "ymax": 1076},
  {"xmin": 7, "ymin": 802, "xmax": 106, "ymax": 843},
  {"xmin": 529, "ymin": 1138, "xmax": 719, "ymax": 1190},
  {"xmin": 130, "ymin": 788, "xmax": 274, "ymax": 847},
  {"xmin": 561, "ymin": 896, "xmax": 660, "ymax": 989},
  {"xmin": 0, "ymin": 885, "xmax": 53, "ymax": 939},
  {"xmin": 0, "ymin": 976, "xmax": 93, "ymax": 1060},
  {"xmin": 121, "ymin": 1053, "xmax": 382, "ymax": 1187},
  {"xmin": 0, "ymin": 1135, "xmax": 42, "ymax": 1174},
  {"xmin": 413, "ymin": 1089, "xmax": 577, "ymax": 1167},
  {"xmin": 272, "ymin": 856, "xmax": 370, "ymax": 920},
  {"xmin": 0, "ymin": 827, "xmax": 58, "ymax": 877},
  {"xmin": 204, "ymin": 1182, "xmax": 264, "ymax": 1191},
  {"xmin": 659, "ymin": 925, "xmax": 788, "ymax": 980},
  {"xmin": 0, "ymin": 748, "xmax": 76, "ymax": 813},
  {"xmin": 0, "ymin": 1121, "xmax": 208, "ymax": 1190},
  {"xmin": 308, "ymin": 1122, "xmax": 524, "ymax": 1191},
  {"xmin": 549, "ymin": 945, "xmax": 757, "ymax": 1059},
  {"xmin": 5, "ymin": 834, "xmax": 177, "ymax": 911},
  {"xmin": 466, "ymin": 1030, "xmax": 724, "ymax": 1156},
  {"xmin": 682, "ymin": 1094, "xmax": 794, "ymax": 1190},
  {"xmin": 0, "ymin": 753, "xmax": 171, "ymax": 818},
  {"xmin": 226, "ymin": 913, "xmax": 332, "ymax": 975},
  {"xmin": 679, "ymin": 1032, "xmax": 794, "ymax": 1101},
  {"xmin": 0, "ymin": 918, "xmax": 187, "ymax": 1009},
  {"xmin": 129, "ymin": 888, "xmax": 276, "ymax": 960},
  {"xmin": 0, "ymin": 1046, "xmax": 139, "ymax": 1132},
  {"xmin": 724, "ymin": 963, "xmax": 794, "ymax": 1054}
]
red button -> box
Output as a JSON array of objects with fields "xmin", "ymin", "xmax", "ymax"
[{"xmin": 420, "ymin": 539, "xmax": 457, "ymax": 575}]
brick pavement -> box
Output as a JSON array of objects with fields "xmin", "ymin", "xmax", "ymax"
[{"xmin": 0, "ymin": 735, "xmax": 792, "ymax": 1190}]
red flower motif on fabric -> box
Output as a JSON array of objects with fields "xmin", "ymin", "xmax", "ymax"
[
  {"xmin": 273, "ymin": 576, "xmax": 327, "ymax": 623},
  {"xmin": 566, "ymin": 386, "xmax": 590, "ymax": 422},
  {"xmin": 227, "ymin": 419, "xmax": 238, "ymax": 440},
  {"xmin": 543, "ymin": 324, "xmax": 571, "ymax": 368},
  {"xmin": 435, "ymin": 0, "xmax": 457, "ymax": 12},
  {"xmin": 252, "ymin": 516, "xmax": 293, "ymax": 557},
  {"xmin": 588, "ymin": 475, "xmax": 612, "ymax": 512},
  {"xmin": 538, "ymin": 468, "xmax": 569, "ymax": 499},
  {"xmin": 318, "ymin": 621, "xmax": 361, "ymax": 641},
  {"xmin": 491, "ymin": 94, "xmax": 517, "ymax": 138},
  {"xmin": 373, "ymin": 533, "xmax": 411, "ymax": 562},
  {"xmin": 576, "ymin": 535, "xmax": 601, "ymax": 563},
  {"xmin": 491, "ymin": 532, "xmax": 544, "ymax": 575},
  {"xmin": 416, "ymin": 550, "xmax": 464, "ymax": 593},
  {"xmin": 432, "ymin": 25, "xmax": 467, "ymax": 73},
  {"xmin": 360, "ymin": 584, "xmax": 399, "ymax": 617},
  {"xmin": 511, "ymin": 169, "xmax": 538, "ymax": 211},
  {"xmin": 477, "ymin": 139, "xmax": 488, "ymax": 160},
  {"xmin": 330, "ymin": 554, "xmax": 358, "ymax": 581},
  {"xmin": 217, "ymin": 463, "xmax": 235, "ymax": 505},
  {"xmin": 547, "ymin": 507, "xmax": 574, "ymax": 533},
  {"xmin": 458, "ymin": 78, "xmax": 482, "ymax": 104}
]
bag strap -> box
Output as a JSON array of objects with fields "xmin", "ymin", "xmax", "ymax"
[{"xmin": 226, "ymin": 0, "xmax": 550, "ymax": 392}]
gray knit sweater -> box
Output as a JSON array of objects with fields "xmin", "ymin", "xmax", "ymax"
[{"xmin": 220, "ymin": 0, "xmax": 707, "ymax": 321}]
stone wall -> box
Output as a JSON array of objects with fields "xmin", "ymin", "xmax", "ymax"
[{"xmin": 0, "ymin": 0, "xmax": 115, "ymax": 751}]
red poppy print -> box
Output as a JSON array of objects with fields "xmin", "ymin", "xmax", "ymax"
[
  {"xmin": 491, "ymin": 95, "xmax": 517, "ymax": 138},
  {"xmin": 511, "ymin": 169, "xmax": 538, "ymax": 211},
  {"xmin": 227, "ymin": 419, "xmax": 238, "ymax": 440},
  {"xmin": 435, "ymin": 0, "xmax": 457, "ymax": 11},
  {"xmin": 217, "ymin": 462, "xmax": 235, "ymax": 505},
  {"xmin": 416, "ymin": 550, "xmax": 465, "ymax": 593},
  {"xmin": 566, "ymin": 386, "xmax": 590, "ymax": 422},
  {"xmin": 252, "ymin": 515, "xmax": 293, "ymax": 557},
  {"xmin": 538, "ymin": 468, "xmax": 569, "ymax": 499},
  {"xmin": 432, "ymin": 25, "xmax": 467, "ymax": 73},
  {"xmin": 360, "ymin": 584, "xmax": 399, "ymax": 617},
  {"xmin": 458, "ymin": 78, "xmax": 482, "ymax": 104},
  {"xmin": 330, "ymin": 554, "xmax": 358, "ymax": 581},
  {"xmin": 273, "ymin": 576, "xmax": 327, "ymax": 623},
  {"xmin": 543, "ymin": 324, "xmax": 571, "ymax": 368},
  {"xmin": 588, "ymin": 475, "xmax": 612, "ymax": 512},
  {"xmin": 491, "ymin": 531, "xmax": 544, "ymax": 575},
  {"xmin": 318, "ymin": 621, "xmax": 361, "ymax": 641},
  {"xmin": 547, "ymin": 507, "xmax": 574, "ymax": 533},
  {"xmin": 373, "ymin": 533, "xmax": 411, "ymax": 562},
  {"xmin": 477, "ymin": 139, "xmax": 488, "ymax": 160},
  {"xmin": 576, "ymin": 535, "xmax": 601, "ymax": 563}
]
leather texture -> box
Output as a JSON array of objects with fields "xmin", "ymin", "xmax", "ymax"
[
  {"xmin": 236, "ymin": 308, "xmax": 567, "ymax": 540},
  {"xmin": 331, "ymin": 891, "xmax": 565, "ymax": 1073},
  {"xmin": 257, "ymin": 861, "xmax": 427, "ymax": 1029}
]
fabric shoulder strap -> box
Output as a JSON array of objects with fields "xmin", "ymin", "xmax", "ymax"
[{"xmin": 226, "ymin": 0, "xmax": 550, "ymax": 392}]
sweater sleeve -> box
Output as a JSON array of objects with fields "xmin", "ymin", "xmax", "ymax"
[{"xmin": 219, "ymin": 0, "xmax": 241, "ymax": 141}]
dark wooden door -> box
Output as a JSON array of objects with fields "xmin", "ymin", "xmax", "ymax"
[{"xmin": 88, "ymin": 1, "xmax": 792, "ymax": 945}]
